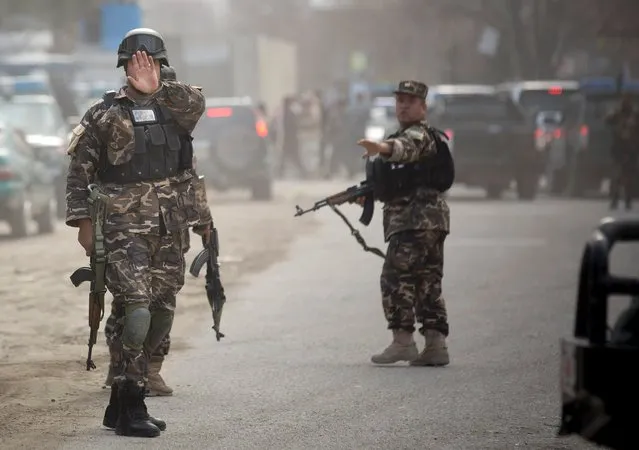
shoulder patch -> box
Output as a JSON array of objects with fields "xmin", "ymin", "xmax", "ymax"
[
  {"xmin": 404, "ymin": 126, "xmax": 426, "ymax": 141},
  {"xmin": 66, "ymin": 124, "xmax": 86, "ymax": 155}
]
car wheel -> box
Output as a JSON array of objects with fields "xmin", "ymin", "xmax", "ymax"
[
  {"xmin": 36, "ymin": 197, "xmax": 57, "ymax": 234},
  {"xmin": 9, "ymin": 198, "xmax": 31, "ymax": 238},
  {"xmin": 250, "ymin": 177, "xmax": 273, "ymax": 201},
  {"xmin": 485, "ymin": 184, "xmax": 503, "ymax": 199}
]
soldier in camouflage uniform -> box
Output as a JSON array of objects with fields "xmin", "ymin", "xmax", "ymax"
[
  {"xmin": 357, "ymin": 80, "xmax": 450, "ymax": 366},
  {"xmin": 102, "ymin": 64, "xmax": 183, "ymax": 397},
  {"xmin": 606, "ymin": 94, "xmax": 639, "ymax": 210},
  {"xmin": 66, "ymin": 28, "xmax": 211, "ymax": 437}
]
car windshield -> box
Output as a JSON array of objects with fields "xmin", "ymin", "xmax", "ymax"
[
  {"xmin": 0, "ymin": 98, "xmax": 61, "ymax": 136},
  {"xmin": 436, "ymin": 95, "xmax": 513, "ymax": 120},
  {"xmin": 518, "ymin": 89, "xmax": 577, "ymax": 115}
]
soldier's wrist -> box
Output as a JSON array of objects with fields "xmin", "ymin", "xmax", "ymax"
[
  {"xmin": 77, "ymin": 218, "xmax": 92, "ymax": 230},
  {"xmin": 381, "ymin": 141, "xmax": 394, "ymax": 155}
]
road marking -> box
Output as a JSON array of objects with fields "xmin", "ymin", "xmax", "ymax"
[{"xmin": 448, "ymin": 237, "xmax": 547, "ymax": 247}]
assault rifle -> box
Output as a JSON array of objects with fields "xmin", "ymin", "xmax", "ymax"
[
  {"xmin": 294, "ymin": 175, "xmax": 385, "ymax": 259},
  {"xmin": 69, "ymin": 184, "xmax": 109, "ymax": 370},
  {"xmin": 189, "ymin": 226, "xmax": 227, "ymax": 341}
]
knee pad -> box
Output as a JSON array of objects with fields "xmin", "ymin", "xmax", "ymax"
[
  {"xmin": 121, "ymin": 304, "xmax": 151, "ymax": 351},
  {"xmin": 144, "ymin": 310, "xmax": 174, "ymax": 355}
]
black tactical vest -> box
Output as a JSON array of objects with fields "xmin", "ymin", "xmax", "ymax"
[
  {"xmin": 367, "ymin": 126, "xmax": 455, "ymax": 202},
  {"xmin": 98, "ymin": 92, "xmax": 193, "ymax": 184}
]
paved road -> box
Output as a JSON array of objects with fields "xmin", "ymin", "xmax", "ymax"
[{"xmin": 60, "ymin": 195, "xmax": 637, "ymax": 450}]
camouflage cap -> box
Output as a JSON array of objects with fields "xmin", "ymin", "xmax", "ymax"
[{"xmin": 393, "ymin": 80, "xmax": 428, "ymax": 99}]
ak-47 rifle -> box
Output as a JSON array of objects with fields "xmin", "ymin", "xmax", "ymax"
[
  {"xmin": 69, "ymin": 184, "xmax": 109, "ymax": 370},
  {"xmin": 294, "ymin": 170, "xmax": 385, "ymax": 259},
  {"xmin": 189, "ymin": 225, "xmax": 227, "ymax": 341}
]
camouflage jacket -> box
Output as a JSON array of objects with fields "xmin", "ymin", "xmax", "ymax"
[
  {"xmin": 380, "ymin": 120, "xmax": 450, "ymax": 241},
  {"xmin": 65, "ymin": 81, "xmax": 212, "ymax": 235}
]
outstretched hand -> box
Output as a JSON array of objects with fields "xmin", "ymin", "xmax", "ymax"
[
  {"xmin": 357, "ymin": 139, "xmax": 382, "ymax": 158},
  {"xmin": 127, "ymin": 51, "xmax": 160, "ymax": 94},
  {"xmin": 358, "ymin": 139, "xmax": 392, "ymax": 159}
]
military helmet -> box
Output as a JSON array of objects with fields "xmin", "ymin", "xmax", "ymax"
[{"xmin": 117, "ymin": 28, "xmax": 169, "ymax": 68}]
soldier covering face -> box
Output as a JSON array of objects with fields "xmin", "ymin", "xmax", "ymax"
[{"xmin": 66, "ymin": 27, "xmax": 212, "ymax": 438}]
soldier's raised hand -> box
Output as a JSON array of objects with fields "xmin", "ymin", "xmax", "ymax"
[{"xmin": 127, "ymin": 51, "xmax": 160, "ymax": 94}]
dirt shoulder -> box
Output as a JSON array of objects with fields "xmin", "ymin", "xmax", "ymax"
[{"xmin": 0, "ymin": 188, "xmax": 321, "ymax": 449}]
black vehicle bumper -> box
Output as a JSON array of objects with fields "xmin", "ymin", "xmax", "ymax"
[
  {"xmin": 454, "ymin": 149, "xmax": 544, "ymax": 186},
  {"xmin": 198, "ymin": 140, "xmax": 271, "ymax": 189},
  {"xmin": 558, "ymin": 339, "xmax": 638, "ymax": 449}
]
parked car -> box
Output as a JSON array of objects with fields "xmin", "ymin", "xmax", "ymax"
[
  {"xmin": 191, "ymin": 97, "xmax": 273, "ymax": 200},
  {"xmin": 0, "ymin": 74, "xmax": 70, "ymax": 218},
  {"xmin": 0, "ymin": 121, "xmax": 57, "ymax": 237}
]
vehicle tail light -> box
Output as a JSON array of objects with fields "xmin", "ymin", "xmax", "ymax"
[
  {"xmin": 206, "ymin": 107, "xmax": 233, "ymax": 118},
  {"xmin": 0, "ymin": 168, "xmax": 14, "ymax": 180},
  {"xmin": 534, "ymin": 128, "xmax": 544, "ymax": 139},
  {"xmin": 255, "ymin": 118, "xmax": 268, "ymax": 138},
  {"xmin": 579, "ymin": 124, "xmax": 589, "ymax": 149},
  {"xmin": 553, "ymin": 128, "xmax": 562, "ymax": 139},
  {"xmin": 579, "ymin": 124, "xmax": 589, "ymax": 137}
]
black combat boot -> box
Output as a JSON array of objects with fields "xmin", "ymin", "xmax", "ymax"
[
  {"xmin": 103, "ymin": 382, "xmax": 167, "ymax": 431},
  {"xmin": 114, "ymin": 379, "xmax": 162, "ymax": 437}
]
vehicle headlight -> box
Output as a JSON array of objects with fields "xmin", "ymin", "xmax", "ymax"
[{"xmin": 365, "ymin": 126, "xmax": 386, "ymax": 141}]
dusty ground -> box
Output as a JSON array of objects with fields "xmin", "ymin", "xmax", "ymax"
[{"xmin": 0, "ymin": 182, "xmax": 330, "ymax": 449}]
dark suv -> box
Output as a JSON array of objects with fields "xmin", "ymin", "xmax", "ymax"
[
  {"xmin": 428, "ymin": 84, "xmax": 541, "ymax": 200},
  {"xmin": 192, "ymin": 97, "xmax": 273, "ymax": 200}
]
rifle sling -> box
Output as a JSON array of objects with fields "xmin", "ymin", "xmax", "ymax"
[
  {"xmin": 88, "ymin": 186, "xmax": 109, "ymax": 319},
  {"xmin": 328, "ymin": 205, "xmax": 385, "ymax": 259}
]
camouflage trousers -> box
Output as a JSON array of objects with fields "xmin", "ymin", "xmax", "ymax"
[
  {"xmin": 380, "ymin": 230, "xmax": 449, "ymax": 336},
  {"xmin": 105, "ymin": 229, "xmax": 190, "ymax": 380}
]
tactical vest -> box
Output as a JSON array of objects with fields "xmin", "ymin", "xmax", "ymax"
[
  {"xmin": 98, "ymin": 91, "xmax": 193, "ymax": 184},
  {"xmin": 366, "ymin": 126, "xmax": 455, "ymax": 202}
]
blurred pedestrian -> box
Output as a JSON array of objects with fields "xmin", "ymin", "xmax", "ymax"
[
  {"xmin": 277, "ymin": 95, "xmax": 308, "ymax": 178},
  {"xmin": 606, "ymin": 93, "xmax": 639, "ymax": 210}
]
